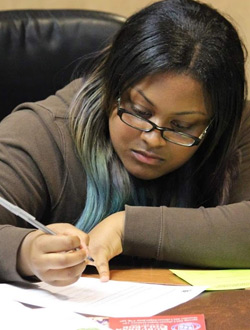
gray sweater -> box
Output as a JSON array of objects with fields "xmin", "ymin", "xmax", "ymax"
[{"xmin": 1, "ymin": 79, "xmax": 250, "ymax": 283}]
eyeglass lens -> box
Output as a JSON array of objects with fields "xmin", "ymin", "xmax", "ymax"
[{"xmin": 121, "ymin": 111, "xmax": 196, "ymax": 146}]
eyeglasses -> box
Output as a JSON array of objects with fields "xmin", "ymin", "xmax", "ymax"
[{"xmin": 117, "ymin": 97, "xmax": 211, "ymax": 147}]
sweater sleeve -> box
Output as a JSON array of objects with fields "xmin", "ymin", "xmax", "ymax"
[
  {"xmin": 0, "ymin": 109, "xmax": 64, "ymax": 283},
  {"xmin": 123, "ymin": 202, "xmax": 250, "ymax": 268},
  {"xmin": 123, "ymin": 102, "xmax": 250, "ymax": 268},
  {"xmin": 0, "ymin": 226, "xmax": 34, "ymax": 282},
  {"xmin": 0, "ymin": 80, "xmax": 85, "ymax": 283}
]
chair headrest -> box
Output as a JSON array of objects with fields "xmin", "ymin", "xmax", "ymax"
[{"xmin": 0, "ymin": 9, "xmax": 125, "ymax": 120}]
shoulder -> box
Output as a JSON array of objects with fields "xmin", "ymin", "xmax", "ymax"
[
  {"xmin": 13, "ymin": 78, "xmax": 83, "ymax": 120},
  {"xmin": 0, "ymin": 78, "xmax": 83, "ymax": 158},
  {"xmin": 0, "ymin": 78, "xmax": 84, "ymax": 183},
  {"xmin": 0, "ymin": 79, "xmax": 86, "ymax": 220}
]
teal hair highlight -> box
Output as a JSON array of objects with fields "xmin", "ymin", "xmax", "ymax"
[
  {"xmin": 75, "ymin": 140, "xmax": 147, "ymax": 232},
  {"xmin": 69, "ymin": 69, "xmax": 147, "ymax": 232}
]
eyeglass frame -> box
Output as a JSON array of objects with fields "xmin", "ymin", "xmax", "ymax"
[{"xmin": 117, "ymin": 97, "xmax": 211, "ymax": 147}]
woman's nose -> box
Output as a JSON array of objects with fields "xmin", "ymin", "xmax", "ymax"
[{"xmin": 140, "ymin": 129, "xmax": 166, "ymax": 147}]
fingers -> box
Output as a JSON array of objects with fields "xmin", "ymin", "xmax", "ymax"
[
  {"xmin": 87, "ymin": 211, "xmax": 125, "ymax": 281},
  {"xmin": 34, "ymin": 248, "xmax": 87, "ymax": 286},
  {"xmin": 34, "ymin": 234, "xmax": 84, "ymax": 254},
  {"xmin": 95, "ymin": 260, "xmax": 110, "ymax": 282},
  {"xmin": 18, "ymin": 223, "xmax": 91, "ymax": 286},
  {"xmin": 40, "ymin": 260, "xmax": 87, "ymax": 286},
  {"xmin": 47, "ymin": 223, "xmax": 89, "ymax": 251},
  {"xmin": 37, "ymin": 247, "xmax": 87, "ymax": 270},
  {"xmin": 90, "ymin": 250, "xmax": 110, "ymax": 282}
]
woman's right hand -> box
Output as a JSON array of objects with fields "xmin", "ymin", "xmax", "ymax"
[{"xmin": 17, "ymin": 223, "xmax": 89, "ymax": 286}]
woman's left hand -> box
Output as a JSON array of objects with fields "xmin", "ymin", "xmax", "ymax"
[{"xmin": 88, "ymin": 211, "xmax": 125, "ymax": 281}]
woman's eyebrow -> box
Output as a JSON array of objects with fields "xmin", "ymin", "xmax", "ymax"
[
  {"xmin": 174, "ymin": 111, "xmax": 208, "ymax": 117},
  {"xmin": 133, "ymin": 88, "xmax": 208, "ymax": 117},
  {"xmin": 133, "ymin": 88, "xmax": 155, "ymax": 106}
]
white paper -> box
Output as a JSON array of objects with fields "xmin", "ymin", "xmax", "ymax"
[
  {"xmin": 0, "ymin": 277, "xmax": 206, "ymax": 317},
  {"xmin": 0, "ymin": 300, "xmax": 110, "ymax": 330}
]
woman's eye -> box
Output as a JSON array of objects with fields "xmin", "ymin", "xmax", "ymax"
[
  {"xmin": 130, "ymin": 104, "xmax": 151, "ymax": 118},
  {"xmin": 171, "ymin": 120, "xmax": 193, "ymax": 131}
]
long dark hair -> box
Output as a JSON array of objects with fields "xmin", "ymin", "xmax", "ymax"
[{"xmin": 70, "ymin": 0, "xmax": 247, "ymax": 231}]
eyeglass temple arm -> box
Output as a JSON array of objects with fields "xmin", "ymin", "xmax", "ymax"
[{"xmin": 199, "ymin": 120, "xmax": 213, "ymax": 139}]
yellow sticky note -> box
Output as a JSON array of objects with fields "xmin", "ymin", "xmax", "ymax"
[{"xmin": 170, "ymin": 269, "xmax": 250, "ymax": 291}]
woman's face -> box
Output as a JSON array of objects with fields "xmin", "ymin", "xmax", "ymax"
[{"xmin": 109, "ymin": 73, "xmax": 210, "ymax": 180}]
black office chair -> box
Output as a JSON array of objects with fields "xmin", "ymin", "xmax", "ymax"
[{"xmin": 0, "ymin": 9, "xmax": 125, "ymax": 121}]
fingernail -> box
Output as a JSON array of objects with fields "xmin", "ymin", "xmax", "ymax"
[{"xmin": 100, "ymin": 275, "xmax": 109, "ymax": 282}]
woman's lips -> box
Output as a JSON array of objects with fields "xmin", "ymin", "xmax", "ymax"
[{"xmin": 131, "ymin": 150, "xmax": 163, "ymax": 165}]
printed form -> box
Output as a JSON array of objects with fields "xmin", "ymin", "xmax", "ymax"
[{"xmin": 0, "ymin": 277, "xmax": 206, "ymax": 317}]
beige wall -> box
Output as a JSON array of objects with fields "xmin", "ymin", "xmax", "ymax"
[{"xmin": 1, "ymin": 0, "xmax": 249, "ymax": 91}]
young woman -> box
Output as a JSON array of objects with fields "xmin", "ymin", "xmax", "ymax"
[{"xmin": 0, "ymin": 0, "xmax": 249, "ymax": 286}]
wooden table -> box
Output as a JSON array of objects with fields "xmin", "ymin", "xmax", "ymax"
[{"xmin": 83, "ymin": 267, "xmax": 250, "ymax": 330}]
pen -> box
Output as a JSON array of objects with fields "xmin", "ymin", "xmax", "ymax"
[{"xmin": 0, "ymin": 196, "xmax": 94, "ymax": 261}]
